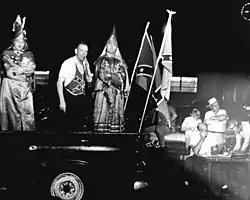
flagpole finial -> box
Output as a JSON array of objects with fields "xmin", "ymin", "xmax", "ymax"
[
  {"xmin": 166, "ymin": 9, "xmax": 176, "ymax": 15},
  {"xmin": 146, "ymin": 21, "xmax": 150, "ymax": 31}
]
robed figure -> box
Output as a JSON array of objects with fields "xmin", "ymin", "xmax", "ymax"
[
  {"xmin": 93, "ymin": 27, "xmax": 129, "ymax": 133},
  {"xmin": 0, "ymin": 15, "xmax": 36, "ymax": 131}
]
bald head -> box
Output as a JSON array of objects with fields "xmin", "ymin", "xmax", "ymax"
[{"xmin": 198, "ymin": 123, "xmax": 207, "ymax": 132}]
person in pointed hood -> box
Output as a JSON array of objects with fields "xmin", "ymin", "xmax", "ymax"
[
  {"xmin": 93, "ymin": 26, "xmax": 130, "ymax": 133},
  {"xmin": 0, "ymin": 14, "xmax": 36, "ymax": 131},
  {"xmin": 8, "ymin": 15, "xmax": 28, "ymax": 51}
]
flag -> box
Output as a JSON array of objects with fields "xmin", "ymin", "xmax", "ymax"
[
  {"xmin": 133, "ymin": 31, "xmax": 160, "ymax": 133},
  {"xmin": 156, "ymin": 10, "xmax": 175, "ymax": 104},
  {"xmin": 124, "ymin": 22, "xmax": 158, "ymax": 131},
  {"xmin": 124, "ymin": 22, "xmax": 156, "ymax": 112},
  {"xmin": 134, "ymin": 30, "xmax": 156, "ymax": 91},
  {"xmin": 137, "ymin": 10, "xmax": 176, "ymax": 133},
  {"xmin": 150, "ymin": 35, "xmax": 162, "ymax": 103}
]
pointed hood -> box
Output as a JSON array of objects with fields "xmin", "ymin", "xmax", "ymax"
[
  {"xmin": 7, "ymin": 14, "xmax": 28, "ymax": 51},
  {"xmin": 99, "ymin": 25, "xmax": 126, "ymax": 66},
  {"xmin": 12, "ymin": 15, "xmax": 27, "ymax": 41},
  {"xmin": 98, "ymin": 25, "xmax": 130, "ymax": 92}
]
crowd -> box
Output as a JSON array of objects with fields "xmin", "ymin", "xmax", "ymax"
[
  {"xmin": 180, "ymin": 97, "xmax": 250, "ymax": 199},
  {"xmin": 142, "ymin": 96, "xmax": 250, "ymax": 199},
  {"xmin": 182, "ymin": 97, "xmax": 250, "ymax": 157}
]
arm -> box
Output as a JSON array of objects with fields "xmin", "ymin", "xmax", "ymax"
[
  {"xmin": 233, "ymin": 134, "xmax": 242, "ymax": 152},
  {"xmin": 211, "ymin": 114, "xmax": 228, "ymax": 122},
  {"xmin": 241, "ymin": 134, "xmax": 250, "ymax": 152},
  {"xmin": 204, "ymin": 113, "xmax": 218, "ymax": 125},
  {"xmin": 110, "ymin": 62, "xmax": 126, "ymax": 90},
  {"xmin": 84, "ymin": 60, "xmax": 93, "ymax": 83},
  {"xmin": 207, "ymin": 110, "xmax": 228, "ymax": 123},
  {"xmin": 192, "ymin": 136, "xmax": 206, "ymax": 155},
  {"xmin": 18, "ymin": 60, "xmax": 35, "ymax": 75},
  {"xmin": 57, "ymin": 77, "xmax": 66, "ymax": 112},
  {"xmin": 3, "ymin": 62, "xmax": 17, "ymax": 79},
  {"xmin": 204, "ymin": 118, "xmax": 218, "ymax": 125},
  {"xmin": 18, "ymin": 53, "xmax": 36, "ymax": 75},
  {"xmin": 185, "ymin": 122, "xmax": 197, "ymax": 150},
  {"xmin": 181, "ymin": 118, "xmax": 196, "ymax": 132},
  {"xmin": 185, "ymin": 134, "xmax": 191, "ymax": 149},
  {"xmin": 2, "ymin": 53, "xmax": 21, "ymax": 78},
  {"xmin": 204, "ymin": 115, "xmax": 228, "ymax": 125},
  {"xmin": 181, "ymin": 118, "xmax": 188, "ymax": 132},
  {"xmin": 170, "ymin": 108, "xmax": 177, "ymax": 122},
  {"xmin": 3, "ymin": 61, "xmax": 27, "ymax": 82},
  {"xmin": 98, "ymin": 59, "xmax": 112, "ymax": 85}
]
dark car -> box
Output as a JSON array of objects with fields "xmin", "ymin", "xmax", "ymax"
[{"xmin": 0, "ymin": 132, "xmax": 149, "ymax": 200}]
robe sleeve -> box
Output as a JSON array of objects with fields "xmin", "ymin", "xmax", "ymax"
[
  {"xmin": 18, "ymin": 51, "xmax": 36, "ymax": 75},
  {"xmin": 2, "ymin": 51, "xmax": 20, "ymax": 79},
  {"xmin": 110, "ymin": 61, "xmax": 126, "ymax": 90},
  {"xmin": 97, "ymin": 58, "xmax": 112, "ymax": 85}
]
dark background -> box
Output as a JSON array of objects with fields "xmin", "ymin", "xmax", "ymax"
[
  {"xmin": 0, "ymin": 1, "xmax": 250, "ymax": 77},
  {"xmin": 1, "ymin": 1, "xmax": 250, "ymax": 130}
]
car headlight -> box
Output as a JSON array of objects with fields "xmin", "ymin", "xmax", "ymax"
[{"xmin": 133, "ymin": 181, "xmax": 148, "ymax": 191}]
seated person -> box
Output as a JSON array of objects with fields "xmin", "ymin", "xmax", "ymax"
[
  {"xmin": 144, "ymin": 99, "xmax": 171, "ymax": 148},
  {"xmin": 181, "ymin": 108, "xmax": 202, "ymax": 150},
  {"xmin": 187, "ymin": 122, "xmax": 211, "ymax": 156},
  {"xmin": 210, "ymin": 119, "xmax": 250, "ymax": 156},
  {"xmin": 184, "ymin": 123, "xmax": 211, "ymax": 198},
  {"xmin": 226, "ymin": 119, "xmax": 250, "ymax": 153},
  {"xmin": 224, "ymin": 119, "xmax": 238, "ymax": 152},
  {"xmin": 184, "ymin": 123, "xmax": 210, "ymax": 181}
]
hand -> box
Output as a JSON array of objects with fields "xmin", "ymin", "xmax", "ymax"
[
  {"xmin": 186, "ymin": 127, "xmax": 195, "ymax": 131},
  {"xmin": 189, "ymin": 127, "xmax": 196, "ymax": 131},
  {"xmin": 87, "ymin": 82, "xmax": 92, "ymax": 88},
  {"xmin": 124, "ymin": 92, "xmax": 129, "ymax": 98},
  {"xmin": 106, "ymin": 73, "xmax": 112, "ymax": 78},
  {"xmin": 210, "ymin": 116, "xmax": 217, "ymax": 120},
  {"xmin": 6, "ymin": 68, "xmax": 17, "ymax": 78},
  {"xmin": 59, "ymin": 101, "xmax": 66, "ymax": 113},
  {"xmin": 240, "ymin": 148, "xmax": 247, "ymax": 152},
  {"xmin": 13, "ymin": 67, "xmax": 23, "ymax": 75},
  {"xmin": 200, "ymin": 131, "xmax": 208, "ymax": 139}
]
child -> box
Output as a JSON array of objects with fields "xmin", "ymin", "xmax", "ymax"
[{"xmin": 181, "ymin": 108, "xmax": 202, "ymax": 150}]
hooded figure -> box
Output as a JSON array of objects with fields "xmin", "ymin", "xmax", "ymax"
[
  {"xmin": 93, "ymin": 26, "xmax": 130, "ymax": 133},
  {"xmin": 0, "ymin": 15, "xmax": 36, "ymax": 131}
]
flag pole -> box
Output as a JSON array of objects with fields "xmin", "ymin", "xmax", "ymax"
[
  {"xmin": 138, "ymin": 10, "xmax": 175, "ymax": 134},
  {"xmin": 137, "ymin": 49, "xmax": 165, "ymax": 134},
  {"xmin": 124, "ymin": 21, "xmax": 151, "ymax": 112}
]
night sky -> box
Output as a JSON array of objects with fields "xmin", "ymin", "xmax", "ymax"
[{"xmin": 0, "ymin": 1, "xmax": 250, "ymax": 78}]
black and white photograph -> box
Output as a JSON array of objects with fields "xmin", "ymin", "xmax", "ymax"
[{"xmin": 1, "ymin": 1, "xmax": 250, "ymax": 200}]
